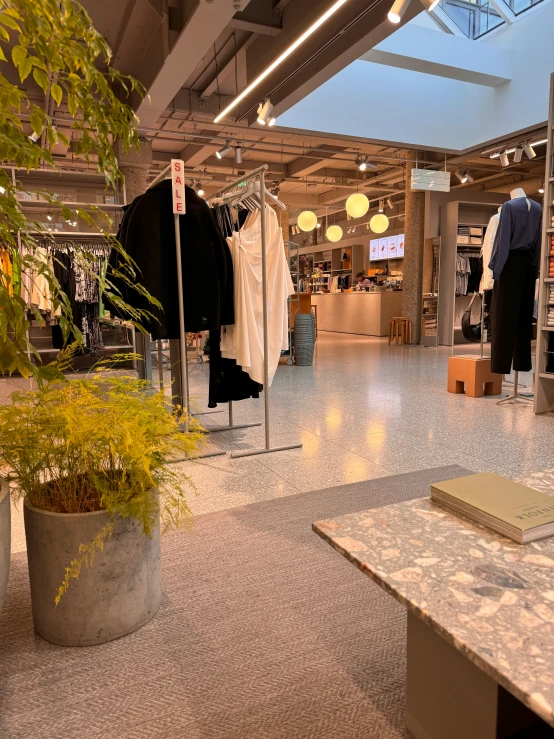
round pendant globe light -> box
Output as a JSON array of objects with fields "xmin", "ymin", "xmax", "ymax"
[
  {"xmin": 346, "ymin": 193, "xmax": 369, "ymax": 219},
  {"xmin": 297, "ymin": 210, "xmax": 317, "ymax": 232},
  {"xmin": 370, "ymin": 214, "xmax": 389, "ymax": 234},
  {"xmin": 326, "ymin": 224, "xmax": 343, "ymax": 242}
]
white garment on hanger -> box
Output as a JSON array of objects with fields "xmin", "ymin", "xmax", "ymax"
[
  {"xmin": 221, "ymin": 205, "xmax": 294, "ymax": 386},
  {"xmin": 480, "ymin": 213, "xmax": 499, "ymax": 291}
]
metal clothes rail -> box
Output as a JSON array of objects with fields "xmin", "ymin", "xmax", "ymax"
[
  {"xmin": 145, "ymin": 164, "xmax": 260, "ymax": 462},
  {"xmin": 208, "ymin": 165, "xmax": 302, "ymax": 459}
]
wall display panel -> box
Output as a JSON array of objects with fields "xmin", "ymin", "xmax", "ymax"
[
  {"xmin": 378, "ymin": 238, "xmax": 388, "ymax": 259},
  {"xmin": 388, "ymin": 235, "xmax": 398, "ymax": 258},
  {"xmin": 370, "ymin": 239, "xmax": 379, "ymax": 262}
]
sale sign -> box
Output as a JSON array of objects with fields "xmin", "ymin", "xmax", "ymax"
[{"xmin": 171, "ymin": 159, "xmax": 185, "ymax": 214}]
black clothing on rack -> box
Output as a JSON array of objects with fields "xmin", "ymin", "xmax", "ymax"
[
  {"xmin": 490, "ymin": 249, "xmax": 536, "ymax": 374},
  {"xmin": 110, "ymin": 183, "xmax": 234, "ymax": 340},
  {"xmin": 207, "ymin": 202, "xmax": 263, "ymax": 407},
  {"xmin": 208, "ymin": 330, "xmax": 262, "ymax": 407}
]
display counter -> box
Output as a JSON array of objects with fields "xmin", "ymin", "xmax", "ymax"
[{"xmin": 310, "ymin": 291, "xmax": 403, "ymax": 337}]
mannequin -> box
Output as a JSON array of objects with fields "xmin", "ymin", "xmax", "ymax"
[
  {"xmin": 480, "ymin": 206, "xmax": 502, "ymax": 292},
  {"xmin": 489, "ymin": 187, "xmax": 542, "ymax": 375}
]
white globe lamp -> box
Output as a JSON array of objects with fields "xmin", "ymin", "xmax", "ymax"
[
  {"xmin": 345, "ymin": 193, "xmax": 369, "ymax": 219},
  {"xmin": 370, "ymin": 214, "xmax": 389, "ymax": 234},
  {"xmin": 297, "ymin": 210, "xmax": 317, "ymax": 232},
  {"xmin": 326, "ymin": 225, "xmax": 343, "ymax": 242}
]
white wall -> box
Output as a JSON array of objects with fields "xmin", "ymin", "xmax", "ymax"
[{"xmin": 277, "ymin": 2, "xmax": 554, "ymax": 151}]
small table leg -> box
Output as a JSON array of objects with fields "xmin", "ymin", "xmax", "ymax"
[{"xmin": 406, "ymin": 614, "xmax": 547, "ymax": 739}]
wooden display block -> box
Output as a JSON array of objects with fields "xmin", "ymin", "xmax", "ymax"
[{"xmin": 447, "ymin": 357, "xmax": 502, "ymax": 398}]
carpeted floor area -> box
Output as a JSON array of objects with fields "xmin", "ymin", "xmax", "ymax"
[{"xmin": 0, "ymin": 465, "xmax": 468, "ymax": 739}]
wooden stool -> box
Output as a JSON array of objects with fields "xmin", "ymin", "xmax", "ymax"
[
  {"xmin": 389, "ymin": 317, "xmax": 412, "ymax": 345},
  {"xmin": 447, "ymin": 357, "xmax": 502, "ymax": 398}
]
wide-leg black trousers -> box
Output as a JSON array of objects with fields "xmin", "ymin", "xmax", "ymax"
[{"xmin": 491, "ymin": 249, "xmax": 536, "ymax": 375}]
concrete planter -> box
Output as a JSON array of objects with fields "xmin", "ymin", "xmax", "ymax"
[
  {"xmin": 24, "ymin": 498, "xmax": 162, "ymax": 647},
  {"xmin": 0, "ymin": 478, "xmax": 10, "ymax": 614}
]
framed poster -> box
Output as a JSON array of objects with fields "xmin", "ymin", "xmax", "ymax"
[
  {"xmin": 378, "ymin": 238, "xmax": 388, "ymax": 259},
  {"xmin": 387, "ymin": 235, "xmax": 398, "ymax": 258},
  {"xmin": 369, "ymin": 239, "xmax": 379, "ymax": 262},
  {"xmin": 397, "ymin": 233, "xmax": 405, "ymax": 257}
]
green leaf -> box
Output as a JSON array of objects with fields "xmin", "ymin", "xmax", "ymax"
[
  {"xmin": 0, "ymin": 13, "xmax": 22, "ymax": 31},
  {"xmin": 30, "ymin": 108, "xmax": 43, "ymax": 136},
  {"xmin": 32, "ymin": 66, "xmax": 48, "ymax": 91},
  {"xmin": 19, "ymin": 57, "xmax": 32, "ymax": 81},
  {"xmin": 0, "ymin": 46, "xmax": 6, "ymax": 62},
  {"xmin": 50, "ymin": 82, "xmax": 62, "ymax": 106},
  {"xmin": 11, "ymin": 45, "xmax": 25, "ymax": 67},
  {"xmin": 57, "ymin": 131, "xmax": 69, "ymax": 146},
  {"xmin": 0, "ymin": 26, "xmax": 9, "ymax": 41}
]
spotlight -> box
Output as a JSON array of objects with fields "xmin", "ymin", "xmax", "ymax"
[
  {"xmin": 388, "ymin": 0, "xmax": 410, "ymax": 23},
  {"xmin": 47, "ymin": 215, "xmax": 52, "ymax": 221},
  {"xmin": 356, "ymin": 155, "xmax": 367, "ymax": 172},
  {"xmin": 463, "ymin": 170, "xmax": 474, "ymax": 183},
  {"xmin": 539, "ymin": 183, "xmax": 545, "ymax": 194},
  {"xmin": 28, "ymin": 131, "xmax": 39, "ymax": 143},
  {"xmin": 235, "ymin": 145, "xmax": 243, "ymax": 164},
  {"xmin": 197, "ymin": 182, "xmax": 205, "ymax": 197},
  {"xmin": 317, "ymin": 222, "xmax": 321, "ymax": 228},
  {"xmin": 386, "ymin": 197, "xmax": 394, "ymax": 210},
  {"xmin": 378, "ymin": 199, "xmax": 384, "ymax": 213},
  {"xmin": 455, "ymin": 168, "xmax": 468, "ymax": 183},
  {"xmin": 523, "ymin": 143, "xmax": 536, "ymax": 160},
  {"xmin": 216, "ymin": 141, "xmax": 232, "ymax": 159},
  {"xmin": 256, "ymin": 98, "xmax": 274, "ymax": 126},
  {"xmin": 421, "ymin": 0, "xmax": 440, "ymax": 8},
  {"xmin": 499, "ymin": 150, "xmax": 510, "ymax": 168},
  {"xmin": 513, "ymin": 146, "xmax": 523, "ymax": 163}
]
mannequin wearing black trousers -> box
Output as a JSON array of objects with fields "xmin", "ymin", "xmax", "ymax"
[{"xmin": 489, "ymin": 190, "xmax": 542, "ymax": 375}]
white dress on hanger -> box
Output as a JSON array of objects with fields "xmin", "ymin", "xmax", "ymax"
[
  {"xmin": 480, "ymin": 213, "xmax": 499, "ymax": 291},
  {"xmin": 221, "ymin": 205, "xmax": 294, "ymax": 386}
]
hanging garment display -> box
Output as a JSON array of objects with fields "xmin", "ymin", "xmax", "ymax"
[
  {"xmin": 111, "ymin": 182, "xmax": 234, "ymax": 340},
  {"xmin": 455, "ymin": 252, "xmax": 482, "ymax": 296},
  {"xmin": 221, "ymin": 205, "xmax": 294, "ymax": 386},
  {"xmin": 50, "ymin": 244, "xmax": 107, "ymax": 353},
  {"xmin": 480, "ymin": 213, "xmax": 499, "ymax": 292},
  {"xmin": 489, "ymin": 197, "xmax": 542, "ymax": 374},
  {"xmin": 208, "ymin": 203, "xmax": 263, "ymax": 408}
]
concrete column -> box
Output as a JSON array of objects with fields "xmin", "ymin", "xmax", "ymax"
[
  {"xmin": 403, "ymin": 152, "xmax": 425, "ymax": 344},
  {"xmin": 115, "ymin": 138, "xmax": 152, "ymax": 203}
]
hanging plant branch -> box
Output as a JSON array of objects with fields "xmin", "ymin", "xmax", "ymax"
[{"xmin": 0, "ymin": 0, "xmax": 155, "ymax": 381}]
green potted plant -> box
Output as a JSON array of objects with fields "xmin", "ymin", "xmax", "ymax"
[
  {"xmin": 0, "ymin": 362, "xmax": 203, "ymax": 645},
  {"xmin": 0, "ymin": 1, "xmax": 170, "ymax": 622}
]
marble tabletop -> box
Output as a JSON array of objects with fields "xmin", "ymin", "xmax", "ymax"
[{"xmin": 313, "ymin": 495, "xmax": 554, "ymax": 728}]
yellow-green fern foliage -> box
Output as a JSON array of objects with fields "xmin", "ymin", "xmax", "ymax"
[{"xmin": 0, "ymin": 372, "xmax": 204, "ymax": 600}]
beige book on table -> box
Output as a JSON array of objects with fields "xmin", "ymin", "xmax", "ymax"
[{"xmin": 431, "ymin": 472, "xmax": 554, "ymax": 544}]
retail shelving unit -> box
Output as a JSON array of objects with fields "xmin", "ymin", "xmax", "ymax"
[
  {"xmin": 438, "ymin": 200, "xmax": 505, "ymax": 346},
  {"xmin": 534, "ymin": 73, "xmax": 554, "ymax": 413}
]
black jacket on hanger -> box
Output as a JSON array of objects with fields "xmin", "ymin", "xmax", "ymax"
[{"xmin": 110, "ymin": 182, "xmax": 234, "ymax": 340}]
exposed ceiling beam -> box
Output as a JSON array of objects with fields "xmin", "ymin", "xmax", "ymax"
[
  {"xmin": 287, "ymin": 145, "xmax": 347, "ymax": 177},
  {"xmin": 318, "ymin": 185, "xmax": 397, "ymax": 205},
  {"xmin": 135, "ymin": 2, "xmax": 238, "ymax": 130},
  {"xmin": 201, "ymin": 35, "xmax": 255, "ymax": 100},
  {"xmin": 228, "ymin": 18, "xmax": 282, "ymax": 36}
]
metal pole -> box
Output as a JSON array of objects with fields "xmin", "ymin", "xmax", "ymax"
[
  {"xmin": 157, "ymin": 340, "xmax": 164, "ymax": 392},
  {"xmin": 260, "ymin": 170, "xmax": 271, "ymax": 450},
  {"xmin": 174, "ymin": 213, "xmax": 190, "ymax": 432}
]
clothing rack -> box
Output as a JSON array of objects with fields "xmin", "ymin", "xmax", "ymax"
[
  {"xmin": 208, "ymin": 165, "xmax": 302, "ymax": 459},
  {"xmin": 144, "ymin": 163, "xmax": 261, "ymax": 462}
]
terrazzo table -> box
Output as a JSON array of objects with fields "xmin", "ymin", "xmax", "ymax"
[{"xmin": 314, "ymin": 497, "xmax": 554, "ymax": 739}]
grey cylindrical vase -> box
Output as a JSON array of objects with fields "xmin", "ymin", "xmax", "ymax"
[
  {"xmin": 24, "ymin": 498, "xmax": 162, "ymax": 647},
  {"xmin": 0, "ymin": 478, "xmax": 10, "ymax": 614}
]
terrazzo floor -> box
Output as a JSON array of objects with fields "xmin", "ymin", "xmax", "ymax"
[{"xmin": 5, "ymin": 332, "xmax": 553, "ymax": 553}]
